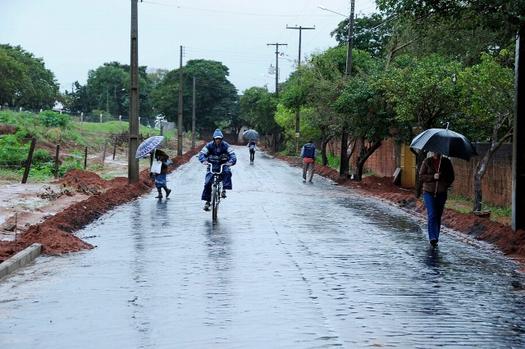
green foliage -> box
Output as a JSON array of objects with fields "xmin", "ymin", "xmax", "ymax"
[
  {"xmin": 331, "ymin": 13, "xmax": 393, "ymax": 57},
  {"xmin": 0, "ymin": 44, "xmax": 59, "ymax": 109},
  {"xmin": 32, "ymin": 149, "xmax": 52, "ymax": 164},
  {"xmin": 152, "ymin": 59, "xmax": 239, "ymax": 132},
  {"xmin": 59, "ymin": 157, "xmax": 83, "ymax": 176},
  {"xmin": 0, "ymin": 134, "xmax": 28, "ymax": 168},
  {"xmin": 382, "ymin": 54, "xmax": 461, "ymax": 134},
  {"xmin": 456, "ymin": 53, "xmax": 514, "ymax": 141},
  {"xmin": 38, "ymin": 110, "xmax": 70, "ymax": 128},
  {"xmin": 239, "ymin": 86, "xmax": 278, "ymax": 135}
]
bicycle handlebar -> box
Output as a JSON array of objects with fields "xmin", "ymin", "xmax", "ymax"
[{"xmin": 207, "ymin": 163, "xmax": 227, "ymax": 174}]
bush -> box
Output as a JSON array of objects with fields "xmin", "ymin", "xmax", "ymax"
[
  {"xmin": 32, "ymin": 149, "xmax": 53, "ymax": 164},
  {"xmin": 0, "ymin": 134, "xmax": 28, "ymax": 168},
  {"xmin": 59, "ymin": 157, "xmax": 83, "ymax": 176},
  {"xmin": 39, "ymin": 110, "xmax": 70, "ymax": 128}
]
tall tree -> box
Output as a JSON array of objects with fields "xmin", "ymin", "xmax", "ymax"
[
  {"xmin": 151, "ymin": 59, "xmax": 238, "ymax": 132},
  {"xmin": 0, "ymin": 44, "xmax": 59, "ymax": 109},
  {"xmin": 240, "ymin": 86, "xmax": 279, "ymax": 150},
  {"xmin": 457, "ymin": 53, "xmax": 515, "ymax": 211}
]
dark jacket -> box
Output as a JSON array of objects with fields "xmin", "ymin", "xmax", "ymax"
[
  {"xmin": 155, "ymin": 150, "xmax": 170, "ymax": 175},
  {"xmin": 419, "ymin": 156, "xmax": 455, "ymax": 194}
]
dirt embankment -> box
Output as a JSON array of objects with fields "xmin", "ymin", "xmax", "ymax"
[
  {"xmin": 277, "ymin": 155, "xmax": 525, "ymax": 265},
  {"xmin": 0, "ymin": 144, "xmax": 203, "ymax": 262}
]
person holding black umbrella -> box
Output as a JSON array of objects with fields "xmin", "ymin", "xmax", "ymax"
[{"xmin": 419, "ymin": 152, "xmax": 455, "ymax": 247}]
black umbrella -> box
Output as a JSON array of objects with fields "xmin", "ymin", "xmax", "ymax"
[{"xmin": 410, "ymin": 128, "xmax": 477, "ymax": 160}]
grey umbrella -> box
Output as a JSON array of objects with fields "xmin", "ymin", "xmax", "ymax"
[
  {"xmin": 242, "ymin": 129, "xmax": 259, "ymax": 141},
  {"xmin": 410, "ymin": 128, "xmax": 477, "ymax": 160}
]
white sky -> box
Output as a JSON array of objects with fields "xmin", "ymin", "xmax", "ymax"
[{"xmin": 0, "ymin": 0, "xmax": 377, "ymax": 94}]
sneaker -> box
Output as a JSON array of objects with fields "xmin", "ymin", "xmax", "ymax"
[
  {"xmin": 303, "ymin": 179, "xmax": 306, "ymax": 183},
  {"xmin": 203, "ymin": 201, "xmax": 211, "ymax": 211},
  {"xmin": 430, "ymin": 239, "xmax": 438, "ymax": 247},
  {"xmin": 155, "ymin": 194, "xmax": 163, "ymax": 199},
  {"xmin": 165, "ymin": 189, "xmax": 172, "ymax": 198},
  {"xmin": 221, "ymin": 190, "xmax": 227, "ymax": 199}
]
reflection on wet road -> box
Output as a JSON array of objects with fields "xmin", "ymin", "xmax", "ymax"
[{"xmin": 1, "ymin": 147, "xmax": 524, "ymax": 348}]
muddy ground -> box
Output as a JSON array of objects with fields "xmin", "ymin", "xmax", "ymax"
[{"xmin": 0, "ymin": 144, "xmax": 203, "ymax": 262}]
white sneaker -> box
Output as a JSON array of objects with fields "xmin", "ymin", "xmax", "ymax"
[{"xmin": 203, "ymin": 201, "xmax": 210, "ymax": 211}]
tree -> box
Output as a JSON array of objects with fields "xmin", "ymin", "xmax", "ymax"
[
  {"xmin": 239, "ymin": 87, "xmax": 279, "ymax": 150},
  {"xmin": 151, "ymin": 59, "xmax": 239, "ymax": 133},
  {"xmin": 0, "ymin": 44, "xmax": 59, "ymax": 109},
  {"xmin": 335, "ymin": 60, "xmax": 397, "ymax": 180},
  {"xmin": 331, "ymin": 13, "xmax": 393, "ymax": 57},
  {"xmin": 457, "ymin": 53, "xmax": 515, "ymax": 211}
]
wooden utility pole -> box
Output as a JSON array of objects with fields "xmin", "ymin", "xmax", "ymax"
[
  {"xmin": 177, "ymin": 45, "xmax": 184, "ymax": 156},
  {"xmin": 339, "ymin": 0, "xmax": 355, "ymax": 178},
  {"xmin": 192, "ymin": 76, "xmax": 196, "ymax": 149},
  {"xmin": 267, "ymin": 43, "xmax": 287, "ymax": 97},
  {"xmin": 513, "ymin": 24, "xmax": 525, "ymax": 231},
  {"xmin": 287, "ymin": 25, "xmax": 315, "ymax": 153},
  {"xmin": 128, "ymin": 0, "xmax": 140, "ymax": 183}
]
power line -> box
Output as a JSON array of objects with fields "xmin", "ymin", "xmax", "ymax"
[{"xmin": 142, "ymin": 0, "xmax": 335, "ymax": 17}]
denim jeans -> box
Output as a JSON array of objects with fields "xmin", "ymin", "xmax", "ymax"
[{"xmin": 423, "ymin": 191, "xmax": 447, "ymax": 241}]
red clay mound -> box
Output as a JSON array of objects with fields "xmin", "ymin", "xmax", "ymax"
[{"xmin": 0, "ymin": 143, "xmax": 204, "ymax": 262}]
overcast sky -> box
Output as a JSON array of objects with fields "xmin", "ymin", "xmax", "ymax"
[{"xmin": 0, "ymin": 0, "xmax": 377, "ymax": 94}]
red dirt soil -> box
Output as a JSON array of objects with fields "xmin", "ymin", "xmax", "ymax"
[
  {"xmin": 0, "ymin": 143, "xmax": 203, "ymax": 262},
  {"xmin": 278, "ymin": 155, "xmax": 525, "ymax": 267}
]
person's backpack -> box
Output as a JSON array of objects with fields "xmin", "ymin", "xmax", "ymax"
[{"xmin": 303, "ymin": 144, "xmax": 315, "ymax": 158}]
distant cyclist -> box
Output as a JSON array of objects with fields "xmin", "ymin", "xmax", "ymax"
[
  {"xmin": 247, "ymin": 140, "xmax": 256, "ymax": 164},
  {"xmin": 301, "ymin": 140, "xmax": 316, "ymax": 183},
  {"xmin": 198, "ymin": 129, "xmax": 237, "ymax": 211}
]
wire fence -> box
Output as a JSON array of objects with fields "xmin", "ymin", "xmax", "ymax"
[{"xmin": 0, "ymin": 105, "xmax": 161, "ymax": 128}]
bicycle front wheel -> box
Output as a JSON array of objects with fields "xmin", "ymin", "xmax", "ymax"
[{"xmin": 211, "ymin": 185, "xmax": 219, "ymax": 222}]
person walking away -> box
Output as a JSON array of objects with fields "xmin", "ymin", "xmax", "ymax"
[
  {"xmin": 151, "ymin": 149, "xmax": 172, "ymax": 199},
  {"xmin": 248, "ymin": 140, "xmax": 256, "ymax": 164},
  {"xmin": 301, "ymin": 140, "xmax": 316, "ymax": 183},
  {"xmin": 419, "ymin": 152, "xmax": 455, "ymax": 246},
  {"xmin": 199, "ymin": 129, "xmax": 237, "ymax": 211}
]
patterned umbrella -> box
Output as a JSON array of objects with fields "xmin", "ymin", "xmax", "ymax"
[
  {"xmin": 135, "ymin": 136, "xmax": 165, "ymax": 158},
  {"xmin": 242, "ymin": 129, "xmax": 259, "ymax": 140}
]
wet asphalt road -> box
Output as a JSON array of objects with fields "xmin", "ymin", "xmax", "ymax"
[{"xmin": 1, "ymin": 147, "xmax": 525, "ymax": 348}]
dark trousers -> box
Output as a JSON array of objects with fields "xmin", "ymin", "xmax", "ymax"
[
  {"xmin": 201, "ymin": 167, "xmax": 232, "ymax": 201},
  {"xmin": 423, "ymin": 191, "xmax": 447, "ymax": 241},
  {"xmin": 249, "ymin": 149, "xmax": 255, "ymax": 162}
]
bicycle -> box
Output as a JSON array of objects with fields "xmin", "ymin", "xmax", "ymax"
[{"xmin": 208, "ymin": 163, "xmax": 225, "ymax": 222}]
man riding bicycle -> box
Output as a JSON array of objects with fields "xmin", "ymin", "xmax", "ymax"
[{"xmin": 199, "ymin": 129, "xmax": 237, "ymax": 211}]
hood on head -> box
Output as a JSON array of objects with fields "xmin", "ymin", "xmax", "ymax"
[{"xmin": 213, "ymin": 129, "xmax": 224, "ymax": 139}]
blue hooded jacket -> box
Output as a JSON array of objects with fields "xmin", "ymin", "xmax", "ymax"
[{"xmin": 198, "ymin": 129, "xmax": 237, "ymax": 165}]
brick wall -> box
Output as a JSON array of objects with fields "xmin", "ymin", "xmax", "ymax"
[
  {"xmin": 450, "ymin": 143, "xmax": 512, "ymax": 206},
  {"xmin": 327, "ymin": 138, "xmax": 512, "ymax": 206}
]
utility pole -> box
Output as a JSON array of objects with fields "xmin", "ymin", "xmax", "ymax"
[
  {"xmin": 267, "ymin": 43, "xmax": 287, "ymax": 97},
  {"xmin": 128, "ymin": 0, "xmax": 140, "ymax": 183},
  {"xmin": 340, "ymin": 0, "xmax": 355, "ymax": 178},
  {"xmin": 177, "ymin": 45, "xmax": 184, "ymax": 156},
  {"xmin": 513, "ymin": 23, "xmax": 525, "ymax": 231},
  {"xmin": 192, "ymin": 76, "xmax": 196, "ymax": 149},
  {"xmin": 287, "ymin": 25, "xmax": 315, "ymax": 153}
]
